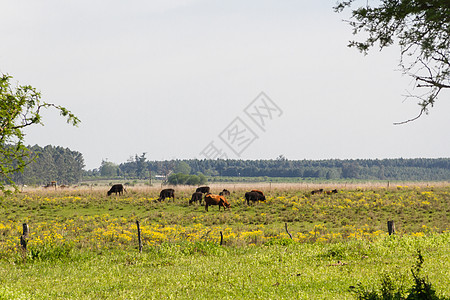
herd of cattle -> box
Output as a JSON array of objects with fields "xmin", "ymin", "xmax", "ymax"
[{"xmin": 106, "ymin": 184, "xmax": 339, "ymax": 212}]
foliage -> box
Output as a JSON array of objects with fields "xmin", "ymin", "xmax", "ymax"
[
  {"xmin": 134, "ymin": 153, "xmax": 148, "ymax": 179},
  {"xmin": 335, "ymin": 0, "xmax": 450, "ymax": 123},
  {"xmin": 173, "ymin": 161, "xmax": 191, "ymax": 175},
  {"xmin": 0, "ymin": 74, "xmax": 79, "ymax": 192},
  {"xmin": 342, "ymin": 161, "xmax": 361, "ymax": 178},
  {"xmin": 167, "ymin": 172, "xmax": 207, "ymax": 185},
  {"xmin": 99, "ymin": 160, "xmax": 119, "ymax": 178},
  {"xmin": 109, "ymin": 158, "xmax": 450, "ymax": 181},
  {"xmin": 9, "ymin": 144, "xmax": 84, "ymax": 185}
]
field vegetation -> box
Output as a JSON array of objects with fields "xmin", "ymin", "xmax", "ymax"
[{"xmin": 0, "ymin": 183, "xmax": 449, "ymax": 299}]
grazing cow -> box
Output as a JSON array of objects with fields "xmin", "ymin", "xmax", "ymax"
[
  {"xmin": 107, "ymin": 184, "xmax": 125, "ymax": 196},
  {"xmin": 311, "ymin": 188, "xmax": 324, "ymax": 195},
  {"xmin": 245, "ymin": 191, "xmax": 266, "ymax": 205},
  {"xmin": 251, "ymin": 189, "xmax": 264, "ymax": 197},
  {"xmin": 189, "ymin": 192, "xmax": 203, "ymax": 205},
  {"xmin": 159, "ymin": 188, "xmax": 175, "ymax": 201},
  {"xmin": 219, "ymin": 189, "xmax": 230, "ymax": 196},
  {"xmin": 196, "ymin": 186, "xmax": 210, "ymax": 194},
  {"xmin": 204, "ymin": 193, "xmax": 230, "ymax": 212},
  {"xmin": 325, "ymin": 189, "xmax": 338, "ymax": 195},
  {"xmin": 43, "ymin": 181, "xmax": 57, "ymax": 189}
]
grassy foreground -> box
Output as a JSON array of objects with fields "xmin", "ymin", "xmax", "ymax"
[
  {"xmin": 0, "ymin": 184, "xmax": 449, "ymax": 299},
  {"xmin": 1, "ymin": 236, "xmax": 450, "ymax": 299}
]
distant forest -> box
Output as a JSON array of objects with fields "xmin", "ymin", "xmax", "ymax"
[
  {"xmin": 10, "ymin": 145, "xmax": 85, "ymax": 186},
  {"xmin": 87, "ymin": 153, "xmax": 450, "ymax": 182},
  {"xmin": 9, "ymin": 147, "xmax": 450, "ymax": 185}
]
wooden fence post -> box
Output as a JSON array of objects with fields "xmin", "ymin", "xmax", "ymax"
[
  {"xmin": 136, "ymin": 220, "xmax": 142, "ymax": 253},
  {"xmin": 387, "ymin": 220, "xmax": 395, "ymax": 235},
  {"xmin": 285, "ymin": 223, "xmax": 293, "ymax": 239},
  {"xmin": 20, "ymin": 223, "xmax": 29, "ymax": 251}
]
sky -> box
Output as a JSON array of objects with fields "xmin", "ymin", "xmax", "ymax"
[{"xmin": 1, "ymin": 0, "xmax": 449, "ymax": 170}]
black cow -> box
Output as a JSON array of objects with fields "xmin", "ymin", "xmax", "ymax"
[
  {"xmin": 245, "ymin": 191, "xmax": 266, "ymax": 205},
  {"xmin": 196, "ymin": 186, "xmax": 210, "ymax": 194},
  {"xmin": 107, "ymin": 184, "xmax": 125, "ymax": 196},
  {"xmin": 159, "ymin": 188, "xmax": 175, "ymax": 201},
  {"xmin": 189, "ymin": 192, "xmax": 203, "ymax": 205},
  {"xmin": 311, "ymin": 188, "xmax": 324, "ymax": 195},
  {"xmin": 219, "ymin": 189, "xmax": 230, "ymax": 196},
  {"xmin": 251, "ymin": 189, "xmax": 264, "ymax": 197}
]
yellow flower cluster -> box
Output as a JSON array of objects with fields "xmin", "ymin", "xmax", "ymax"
[{"xmin": 0, "ymin": 186, "xmax": 448, "ymax": 258}]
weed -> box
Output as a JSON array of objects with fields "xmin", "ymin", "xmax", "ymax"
[
  {"xmin": 351, "ymin": 250, "xmax": 446, "ymax": 300},
  {"xmin": 407, "ymin": 250, "xmax": 440, "ymax": 300}
]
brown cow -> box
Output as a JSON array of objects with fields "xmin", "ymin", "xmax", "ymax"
[
  {"xmin": 219, "ymin": 189, "xmax": 230, "ymax": 196},
  {"xmin": 189, "ymin": 192, "xmax": 203, "ymax": 205},
  {"xmin": 325, "ymin": 189, "xmax": 338, "ymax": 195},
  {"xmin": 204, "ymin": 193, "xmax": 230, "ymax": 212}
]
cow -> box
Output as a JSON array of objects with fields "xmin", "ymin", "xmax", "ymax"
[
  {"xmin": 189, "ymin": 192, "xmax": 203, "ymax": 205},
  {"xmin": 245, "ymin": 191, "xmax": 266, "ymax": 205},
  {"xmin": 158, "ymin": 188, "xmax": 175, "ymax": 201},
  {"xmin": 196, "ymin": 186, "xmax": 210, "ymax": 194},
  {"xmin": 325, "ymin": 189, "xmax": 338, "ymax": 195},
  {"xmin": 251, "ymin": 189, "xmax": 264, "ymax": 197},
  {"xmin": 311, "ymin": 188, "xmax": 324, "ymax": 195},
  {"xmin": 204, "ymin": 193, "xmax": 231, "ymax": 212},
  {"xmin": 219, "ymin": 189, "xmax": 230, "ymax": 196},
  {"xmin": 107, "ymin": 184, "xmax": 126, "ymax": 196},
  {"xmin": 43, "ymin": 181, "xmax": 57, "ymax": 189}
]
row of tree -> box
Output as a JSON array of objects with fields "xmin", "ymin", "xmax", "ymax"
[
  {"xmin": 84, "ymin": 153, "xmax": 450, "ymax": 182},
  {"xmin": 8, "ymin": 148, "xmax": 450, "ymax": 185},
  {"xmin": 9, "ymin": 145, "xmax": 84, "ymax": 186}
]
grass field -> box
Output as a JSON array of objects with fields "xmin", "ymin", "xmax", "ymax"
[{"xmin": 0, "ymin": 183, "xmax": 449, "ymax": 299}]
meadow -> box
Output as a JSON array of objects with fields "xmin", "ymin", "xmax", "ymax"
[{"xmin": 0, "ymin": 183, "xmax": 449, "ymax": 299}]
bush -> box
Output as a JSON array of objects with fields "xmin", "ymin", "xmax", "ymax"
[
  {"xmin": 351, "ymin": 250, "xmax": 444, "ymax": 300},
  {"xmin": 168, "ymin": 173, "xmax": 207, "ymax": 185}
]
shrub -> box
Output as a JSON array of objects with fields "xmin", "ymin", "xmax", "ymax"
[{"xmin": 351, "ymin": 250, "xmax": 444, "ymax": 300}]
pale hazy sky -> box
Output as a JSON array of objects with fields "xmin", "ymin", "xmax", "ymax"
[{"xmin": 1, "ymin": 1, "xmax": 449, "ymax": 170}]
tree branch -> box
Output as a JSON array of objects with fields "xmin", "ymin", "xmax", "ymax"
[{"xmin": 393, "ymin": 107, "xmax": 426, "ymax": 125}]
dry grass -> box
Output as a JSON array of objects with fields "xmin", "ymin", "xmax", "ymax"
[{"xmin": 16, "ymin": 180, "xmax": 450, "ymax": 196}]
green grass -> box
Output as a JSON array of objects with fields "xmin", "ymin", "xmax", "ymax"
[
  {"xmin": 1, "ymin": 236, "xmax": 450, "ymax": 299},
  {"xmin": 0, "ymin": 185, "xmax": 449, "ymax": 299}
]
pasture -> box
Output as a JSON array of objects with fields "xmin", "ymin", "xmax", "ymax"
[{"xmin": 0, "ymin": 183, "xmax": 449, "ymax": 299}]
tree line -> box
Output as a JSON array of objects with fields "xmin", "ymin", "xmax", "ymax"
[
  {"xmin": 84, "ymin": 153, "xmax": 450, "ymax": 182},
  {"xmin": 8, "ymin": 148, "xmax": 450, "ymax": 185},
  {"xmin": 9, "ymin": 145, "xmax": 84, "ymax": 186}
]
